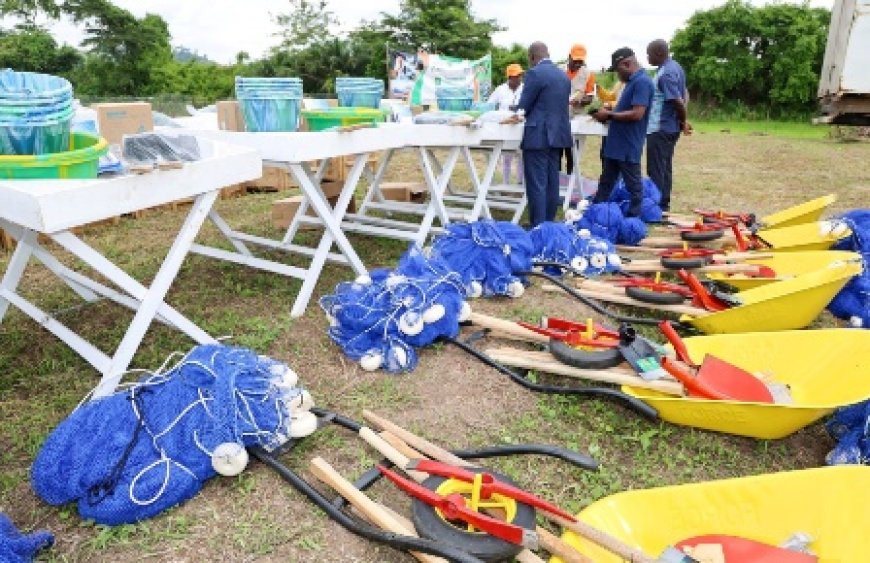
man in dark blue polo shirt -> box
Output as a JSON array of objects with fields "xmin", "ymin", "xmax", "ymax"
[
  {"xmin": 591, "ymin": 47, "xmax": 654, "ymax": 217},
  {"xmin": 646, "ymin": 39, "xmax": 691, "ymax": 212}
]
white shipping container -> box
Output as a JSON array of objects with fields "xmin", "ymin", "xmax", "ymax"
[{"xmin": 818, "ymin": 0, "xmax": 870, "ymax": 124}]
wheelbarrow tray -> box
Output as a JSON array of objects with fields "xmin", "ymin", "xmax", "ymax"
[
  {"xmin": 622, "ymin": 328, "xmax": 870, "ymax": 438},
  {"xmin": 706, "ymin": 250, "xmax": 862, "ymax": 291},
  {"xmin": 757, "ymin": 221, "xmax": 851, "ymax": 253},
  {"xmin": 760, "ymin": 193, "xmax": 836, "ymax": 229},
  {"xmin": 551, "ymin": 466, "xmax": 870, "ymax": 562},
  {"xmin": 683, "ymin": 260, "xmax": 862, "ymax": 334}
]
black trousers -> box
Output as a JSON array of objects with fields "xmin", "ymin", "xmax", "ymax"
[
  {"xmin": 593, "ymin": 157, "xmax": 643, "ymax": 217},
  {"xmin": 646, "ymin": 131, "xmax": 680, "ymax": 211},
  {"xmin": 523, "ymin": 147, "xmax": 562, "ymax": 227},
  {"xmin": 562, "ymin": 145, "xmax": 574, "ymax": 175}
]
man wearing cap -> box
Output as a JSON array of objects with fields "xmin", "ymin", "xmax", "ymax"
[
  {"xmin": 489, "ymin": 64, "xmax": 526, "ymax": 183},
  {"xmin": 515, "ymin": 41, "xmax": 572, "ymax": 227},
  {"xmin": 563, "ymin": 43, "xmax": 596, "ymax": 174},
  {"xmin": 488, "ymin": 64, "xmax": 525, "ymax": 111},
  {"xmin": 646, "ymin": 39, "xmax": 691, "ymax": 212},
  {"xmin": 590, "ymin": 47, "xmax": 655, "ymax": 218}
]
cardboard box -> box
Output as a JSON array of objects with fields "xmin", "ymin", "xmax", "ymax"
[
  {"xmin": 320, "ymin": 180, "xmax": 343, "ymax": 199},
  {"xmin": 378, "ymin": 182, "xmax": 428, "ymax": 203},
  {"xmin": 246, "ymin": 165, "xmax": 290, "ymax": 192},
  {"xmin": 345, "ymin": 152, "xmax": 380, "ymax": 170},
  {"xmin": 310, "ymin": 157, "xmax": 345, "ymax": 182},
  {"xmin": 272, "ymin": 194, "xmax": 355, "ymax": 230},
  {"xmin": 92, "ymin": 102, "xmax": 154, "ymax": 145},
  {"xmin": 217, "ymin": 100, "xmax": 245, "ymax": 131}
]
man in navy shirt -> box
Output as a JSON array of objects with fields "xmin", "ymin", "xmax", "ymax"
[
  {"xmin": 591, "ymin": 47, "xmax": 654, "ymax": 217},
  {"xmin": 516, "ymin": 41, "xmax": 573, "ymax": 227},
  {"xmin": 646, "ymin": 39, "xmax": 691, "ymax": 211}
]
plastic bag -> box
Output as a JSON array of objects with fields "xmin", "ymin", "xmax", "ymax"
[{"xmin": 122, "ymin": 132, "xmax": 201, "ymax": 165}]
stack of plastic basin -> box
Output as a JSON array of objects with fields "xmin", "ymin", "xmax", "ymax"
[
  {"xmin": 0, "ymin": 131, "xmax": 108, "ymax": 179},
  {"xmin": 0, "ymin": 69, "xmax": 74, "ymax": 155},
  {"xmin": 235, "ymin": 76, "xmax": 303, "ymax": 132},
  {"xmin": 335, "ymin": 77, "xmax": 385, "ymax": 109},
  {"xmin": 436, "ymin": 86, "xmax": 474, "ymax": 112}
]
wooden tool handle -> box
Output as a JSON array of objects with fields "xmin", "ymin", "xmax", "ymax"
[
  {"xmin": 486, "ymin": 349, "xmax": 684, "ymax": 395},
  {"xmin": 537, "ymin": 527, "xmax": 593, "ymax": 563},
  {"xmin": 364, "ymin": 410, "xmax": 473, "ymax": 468},
  {"xmin": 358, "ymin": 426, "xmax": 428, "ymax": 482},
  {"xmin": 548, "ymin": 515, "xmax": 656, "ymax": 563},
  {"xmin": 309, "ymin": 457, "xmax": 447, "ymax": 563},
  {"xmin": 468, "ymin": 312, "xmax": 550, "ymax": 344}
]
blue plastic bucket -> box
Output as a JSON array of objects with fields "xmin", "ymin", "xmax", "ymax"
[{"xmin": 238, "ymin": 97, "xmax": 301, "ymax": 132}]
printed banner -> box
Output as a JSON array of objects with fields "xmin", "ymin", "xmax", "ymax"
[{"xmin": 388, "ymin": 49, "xmax": 492, "ymax": 105}]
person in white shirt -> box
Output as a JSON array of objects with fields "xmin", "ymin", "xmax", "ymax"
[{"xmin": 488, "ymin": 63, "xmax": 525, "ymax": 184}]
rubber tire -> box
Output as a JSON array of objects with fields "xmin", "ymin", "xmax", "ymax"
[
  {"xmin": 625, "ymin": 285, "xmax": 687, "ymax": 305},
  {"xmin": 411, "ymin": 469, "xmax": 536, "ymax": 563},
  {"xmin": 549, "ymin": 337, "xmax": 624, "ymax": 370},
  {"xmin": 680, "ymin": 229, "xmax": 724, "ymax": 242},
  {"xmin": 660, "ymin": 256, "xmax": 709, "ymax": 270}
]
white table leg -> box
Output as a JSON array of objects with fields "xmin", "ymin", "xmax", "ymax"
[
  {"xmin": 0, "ymin": 219, "xmax": 101, "ymax": 304},
  {"xmin": 0, "ymin": 229, "xmax": 36, "ymax": 323},
  {"xmin": 85, "ymin": 191, "xmax": 219, "ymax": 398},
  {"xmin": 288, "ymin": 157, "xmax": 368, "ymax": 318},
  {"xmin": 462, "ymin": 144, "xmax": 499, "ymax": 221},
  {"xmin": 564, "ymin": 135, "xmax": 588, "ymax": 210},
  {"xmin": 358, "ymin": 148, "xmax": 396, "ymax": 214},
  {"xmin": 418, "ymin": 146, "xmax": 459, "ymax": 226}
]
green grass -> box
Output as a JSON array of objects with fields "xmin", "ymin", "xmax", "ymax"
[{"xmin": 693, "ymin": 119, "xmax": 830, "ymax": 140}]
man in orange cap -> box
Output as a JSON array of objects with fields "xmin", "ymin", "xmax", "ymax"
[
  {"xmin": 488, "ymin": 63, "xmax": 525, "ymax": 111},
  {"xmin": 488, "ymin": 63, "xmax": 526, "ymax": 183},
  {"xmin": 563, "ymin": 43, "xmax": 596, "ymax": 174}
]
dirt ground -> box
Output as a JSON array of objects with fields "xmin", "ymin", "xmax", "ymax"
[{"xmin": 0, "ymin": 128, "xmax": 867, "ymax": 562}]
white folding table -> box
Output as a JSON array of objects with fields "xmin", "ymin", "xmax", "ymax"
[
  {"xmin": 0, "ymin": 138, "xmax": 261, "ymax": 398},
  {"xmin": 187, "ymin": 126, "xmax": 412, "ymax": 318},
  {"xmin": 419, "ymin": 116, "xmax": 607, "ymax": 224},
  {"xmin": 352, "ymin": 124, "xmax": 487, "ymax": 243}
]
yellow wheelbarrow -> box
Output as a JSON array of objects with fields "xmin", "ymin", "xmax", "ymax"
[
  {"xmin": 620, "ymin": 328, "xmax": 870, "ymax": 438},
  {"xmin": 683, "ymin": 260, "xmax": 862, "ymax": 334},
  {"xmin": 552, "ymin": 466, "xmax": 870, "ymax": 562},
  {"xmin": 759, "ymin": 193, "xmax": 837, "ymax": 229},
  {"xmin": 754, "ymin": 220, "xmax": 852, "ymax": 253},
  {"xmin": 706, "ymin": 250, "xmax": 862, "ymax": 291}
]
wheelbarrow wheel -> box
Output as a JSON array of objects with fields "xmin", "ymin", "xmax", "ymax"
[
  {"xmin": 680, "ymin": 229, "xmax": 724, "ymax": 242},
  {"xmin": 411, "ymin": 469, "xmax": 536, "ymax": 563},
  {"xmin": 625, "ymin": 285, "xmax": 687, "ymax": 305},
  {"xmin": 549, "ymin": 338, "xmax": 623, "ymax": 369},
  {"xmin": 660, "ymin": 256, "xmax": 709, "ymax": 270}
]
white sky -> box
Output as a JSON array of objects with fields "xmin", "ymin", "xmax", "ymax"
[{"xmin": 44, "ymin": 0, "xmax": 834, "ymax": 69}]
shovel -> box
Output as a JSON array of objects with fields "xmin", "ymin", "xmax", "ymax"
[
  {"xmin": 658, "ymin": 321, "xmax": 774, "ymax": 403},
  {"xmin": 676, "ymin": 534, "xmax": 818, "ymax": 562}
]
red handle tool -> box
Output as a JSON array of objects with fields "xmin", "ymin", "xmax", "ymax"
[{"xmin": 377, "ymin": 465, "xmax": 539, "ymax": 548}]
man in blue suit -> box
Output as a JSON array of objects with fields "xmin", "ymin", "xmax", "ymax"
[{"xmin": 516, "ymin": 41, "xmax": 572, "ymax": 227}]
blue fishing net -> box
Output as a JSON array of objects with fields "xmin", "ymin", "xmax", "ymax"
[
  {"xmin": 827, "ymin": 210, "xmax": 870, "ymax": 328},
  {"xmin": 0, "ymin": 513, "xmax": 53, "ymax": 563},
  {"xmin": 826, "ymin": 400, "xmax": 870, "ymax": 465},
  {"xmin": 529, "ymin": 221, "xmax": 622, "ymax": 276},
  {"xmin": 832, "ymin": 210, "xmax": 870, "ymax": 254},
  {"xmin": 320, "ymin": 245, "xmax": 467, "ymax": 373},
  {"xmin": 430, "ymin": 220, "xmax": 534, "ymax": 297},
  {"xmin": 31, "ymin": 345, "xmax": 304, "ymax": 526},
  {"xmin": 607, "ymin": 176, "xmax": 663, "ymax": 223}
]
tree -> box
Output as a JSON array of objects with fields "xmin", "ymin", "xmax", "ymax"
[
  {"xmin": 63, "ymin": 0, "xmax": 172, "ymax": 96},
  {"xmin": 0, "ymin": 0, "xmax": 61, "ymax": 27},
  {"xmin": 379, "ymin": 0, "xmax": 502, "ymax": 59},
  {"xmin": 671, "ymin": 0, "xmax": 830, "ymax": 115},
  {"xmin": 272, "ymin": 0, "xmax": 339, "ymax": 54},
  {"xmin": 0, "ymin": 27, "xmax": 80, "ymax": 74}
]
